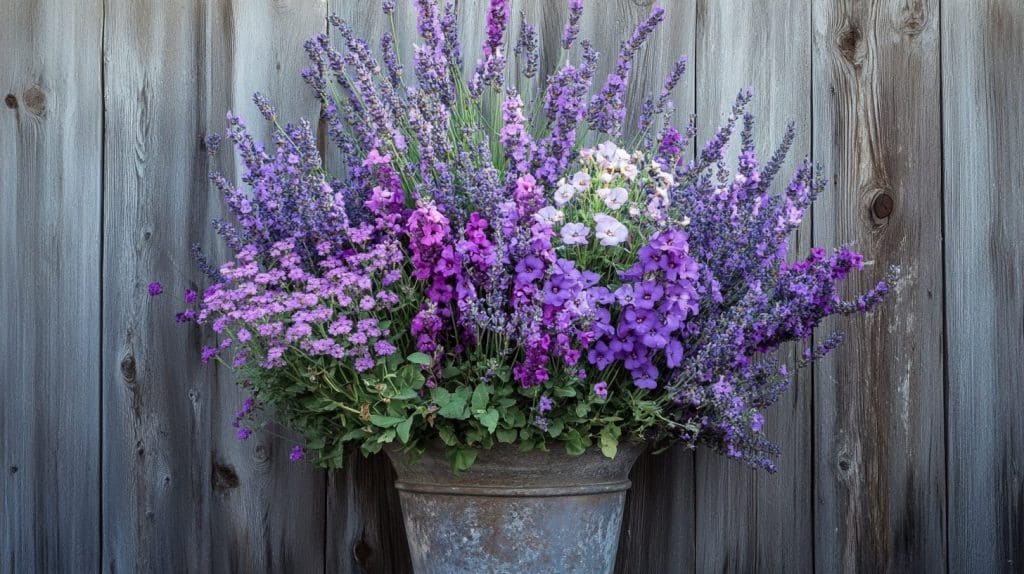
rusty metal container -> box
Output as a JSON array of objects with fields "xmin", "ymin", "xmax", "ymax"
[{"xmin": 385, "ymin": 442, "xmax": 644, "ymax": 574}]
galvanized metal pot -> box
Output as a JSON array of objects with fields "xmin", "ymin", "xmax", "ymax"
[{"xmin": 385, "ymin": 441, "xmax": 645, "ymax": 574}]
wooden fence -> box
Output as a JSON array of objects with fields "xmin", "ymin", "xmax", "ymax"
[{"xmin": 2, "ymin": 0, "xmax": 1021, "ymax": 572}]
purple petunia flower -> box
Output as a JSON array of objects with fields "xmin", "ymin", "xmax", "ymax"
[
  {"xmin": 148, "ymin": 281, "xmax": 163, "ymax": 296},
  {"xmin": 594, "ymin": 381, "xmax": 608, "ymax": 399}
]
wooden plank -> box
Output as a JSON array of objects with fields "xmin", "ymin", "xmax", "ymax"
[
  {"xmin": 694, "ymin": 1, "xmax": 813, "ymax": 572},
  {"xmin": 102, "ymin": 1, "xmax": 326, "ymax": 571},
  {"xmin": 942, "ymin": 1, "xmax": 1024, "ymax": 571},
  {"xmin": 101, "ymin": 0, "xmax": 214, "ymax": 570},
  {"xmin": 811, "ymin": 0, "xmax": 946, "ymax": 571},
  {"xmin": 204, "ymin": 2, "xmax": 328, "ymax": 572},
  {"xmin": 0, "ymin": 0, "xmax": 103, "ymax": 571}
]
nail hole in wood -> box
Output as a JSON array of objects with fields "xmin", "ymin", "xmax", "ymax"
[{"xmin": 4, "ymin": 94, "xmax": 16, "ymax": 108}]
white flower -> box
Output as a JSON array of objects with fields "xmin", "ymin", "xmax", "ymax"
[
  {"xmin": 534, "ymin": 206, "xmax": 564, "ymax": 226},
  {"xmin": 571, "ymin": 171, "xmax": 592, "ymax": 191},
  {"xmin": 554, "ymin": 183, "xmax": 576, "ymax": 206},
  {"xmin": 598, "ymin": 171, "xmax": 615, "ymax": 183},
  {"xmin": 620, "ymin": 163, "xmax": 639, "ymax": 181},
  {"xmin": 593, "ymin": 214, "xmax": 628, "ymax": 246},
  {"xmin": 595, "ymin": 141, "xmax": 620, "ymax": 168},
  {"xmin": 595, "ymin": 187, "xmax": 611, "ymax": 199},
  {"xmin": 560, "ymin": 222, "xmax": 590, "ymax": 245},
  {"xmin": 603, "ymin": 187, "xmax": 628, "ymax": 210}
]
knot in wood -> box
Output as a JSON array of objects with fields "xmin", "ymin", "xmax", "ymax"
[
  {"xmin": 22, "ymin": 86, "xmax": 46, "ymax": 115},
  {"xmin": 837, "ymin": 23, "xmax": 864, "ymax": 66},
  {"xmin": 212, "ymin": 462, "xmax": 240, "ymax": 491},
  {"xmin": 872, "ymin": 192, "xmax": 895, "ymax": 219},
  {"xmin": 120, "ymin": 354, "xmax": 137, "ymax": 382},
  {"xmin": 4, "ymin": 94, "xmax": 16, "ymax": 109}
]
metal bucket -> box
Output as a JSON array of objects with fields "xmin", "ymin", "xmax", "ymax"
[{"xmin": 385, "ymin": 441, "xmax": 645, "ymax": 574}]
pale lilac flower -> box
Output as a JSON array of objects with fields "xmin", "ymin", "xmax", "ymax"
[
  {"xmin": 594, "ymin": 381, "xmax": 608, "ymax": 399},
  {"xmin": 553, "ymin": 182, "xmax": 576, "ymax": 206},
  {"xmin": 534, "ymin": 206, "xmax": 564, "ymax": 226},
  {"xmin": 560, "ymin": 222, "xmax": 590, "ymax": 245},
  {"xmin": 603, "ymin": 187, "xmax": 628, "ymax": 210},
  {"xmin": 571, "ymin": 171, "xmax": 592, "ymax": 191},
  {"xmin": 594, "ymin": 214, "xmax": 628, "ymax": 246}
]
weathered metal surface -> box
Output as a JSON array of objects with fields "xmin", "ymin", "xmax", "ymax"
[{"xmin": 385, "ymin": 443, "xmax": 645, "ymax": 574}]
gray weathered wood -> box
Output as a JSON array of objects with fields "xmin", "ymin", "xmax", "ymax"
[
  {"xmin": 102, "ymin": 1, "xmax": 327, "ymax": 571},
  {"xmin": 101, "ymin": 0, "xmax": 216, "ymax": 570},
  {"xmin": 694, "ymin": 1, "xmax": 814, "ymax": 572},
  {"xmin": 942, "ymin": 1, "xmax": 1024, "ymax": 571},
  {"xmin": 811, "ymin": 0, "xmax": 946, "ymax": 571},
  {"xmin": 0, "ymin": 1, "xmax": 103, "ymax": 571}
]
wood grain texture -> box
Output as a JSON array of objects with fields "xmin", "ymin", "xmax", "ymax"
[
  {"xmin": 102, "ymin": 1, "xmax": 327, "ymax": 571},
  {"xmin": 811, "ymin": 0, "xmax": 946, "ymax": 571},
  {"xmin": 942, "ymin": 1, "xmax": 1024, "ymax": 572},
  {"xmin": 0, "ymin": 0, "xmax": 103, "ymax": 571},
  {"xmin": 694, "ymin": 1, "xmax": 813, "ymax": 572},
  {"xmin": 205, "ymin": 2, "xmax": 328, "ymax": 572},
  {"xmin": 101, "ymin": 0, "xmax": 215, "ymax": 570}
]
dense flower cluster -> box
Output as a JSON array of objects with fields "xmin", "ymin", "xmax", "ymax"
[{"xmin": 171, "ymin": 1, "xmax": 892, "ymax": 472}]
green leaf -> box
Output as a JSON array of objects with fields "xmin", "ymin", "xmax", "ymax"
[
  {"xmin": 449, "ymin": 447, "xmax": 478, "ymax": 472},
  {"xmin": 437, "ymin": 426, "xmax": 458, "ymax": 446},
  {"xmin": 397, "ymin": 364, "xmax": 426, "ymax": 390},
  {"xmin": 340, "ymin": 428, "xmax": 369, "ymax": 442},
  {"xmin": 369, "ymin": 414, "xmax": 406, "ymax": 428},
  {"xmin": 390, "ymin": 387, "xmax": 419, "ymax": 400},
  {"xmin": 599, "ymin": 426, "xmax": 620, "ymax": 459},
  {"xmin": 547, "ymin": 419, "xmax": 565, "ymax": 438},
  {"xmin": 396, "ymin": 415, "xmax": 414, "ymax": 443},
  {"xmin": 552, "ymin": 387, "xmax": 577, "ymax": 398},
  {"xmin": 441, "ymin": 365, "xmax": 462, "ymax": 378},
  {"xmin": 471, "ymin": 384, "xmax": 490, "ymax": 411},
  {"xmin": 575, "ymin": 403, "xmax": 590, "ymax": 418},
  {"xmin": 495, "ymin": 428, "xmax": 517, "ymax": 443},
  {"xmin": 436, "ymin": 388, "xmax": 469, "ymax": 419},
  {"xmin": 477, "ymin": 408, "xmax": 499, "ymax": 433},
  {"xmin": 564, "ymin": 430, "xmax": 587, "ymax": 456},
  {"xmin": 406, "ymin": 352, "xmax": 432, "ymax": 365}
]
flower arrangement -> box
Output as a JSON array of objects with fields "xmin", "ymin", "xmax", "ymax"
[{"xmin": 167, "ymin": 0, "xmax": 893, "ymax": 472}]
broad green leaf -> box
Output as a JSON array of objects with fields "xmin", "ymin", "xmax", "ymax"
[
  {"xmin": 599, "ymin": 427, "xmax": 619, "ymax": 459},
  {"xmin": 450, "ymin": 447, "xmax": 478, "ymax": 472},
  {"xmin": 477, "ymin": 408, "xmax": 499, "ymax": 433},
  {"xmin": 547, "ymin": 419, "xmax": 565, "ymax": 438},
  {"xmin": 406, "ymin": 352, "xmax": 432, "ymax": 365},
  {"xmin": 495, "ymin": 428, "xmax": 517, "ymax": 443},
  {"xmin": 396, "ymin": 415, "xmax": 414, "ymax": 443},
  {"xmin": 369, "ymin": 414, "xmax": 406, "ymax": 428},
  {"xmin": 471, "ymin": 384, "xmax": 490, "ymax": 412}
]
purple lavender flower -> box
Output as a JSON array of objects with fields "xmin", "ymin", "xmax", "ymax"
[{"xmin": 538, "ymin": 395, "xmax": 554, "ymax": 414}]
